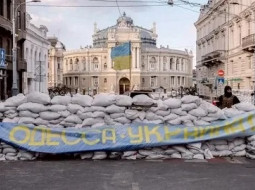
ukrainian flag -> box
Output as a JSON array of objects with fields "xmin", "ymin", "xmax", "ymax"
[{"xmin": 111, "ymin": 42, "xmax": 131, "ymax": 70}]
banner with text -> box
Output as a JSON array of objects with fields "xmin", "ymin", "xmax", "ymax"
[{"xmin": 0, "ymin": 112, "xmax": 255, "ymax": 153}]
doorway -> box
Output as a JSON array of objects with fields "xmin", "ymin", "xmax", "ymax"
[{"xmin": 119, "ymin": 77, "xmax": 130, "ymax": 94}]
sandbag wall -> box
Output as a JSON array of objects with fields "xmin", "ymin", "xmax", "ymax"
[{"xmin": 0, "ymin": 92, "xmax": 255, "ymax": 161}]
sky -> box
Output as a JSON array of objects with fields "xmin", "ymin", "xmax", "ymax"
[{"xmin": 27, "ymin": 0, "xmax": 209, "ymax": 63}]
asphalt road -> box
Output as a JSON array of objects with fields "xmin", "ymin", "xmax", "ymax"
[{"xmin": 0, "ymin": 158, "xmax": 255, "ymax": 190}]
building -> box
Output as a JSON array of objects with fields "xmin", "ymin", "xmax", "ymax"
[
  {"xmin": 0, "ymin": 0, "xmax": 27, "ymax": 100},
  {"xmin": 195, "ymin": 0, "xmax": 255, "ymax": 100},
  {"xmin": 23, "ymin": 13, "xmax": 50, "ymax": 94},
  {"xmin": 48, "ymin": 37, "xmax": 65, "ymax": 88},
  {"xmin": 63, "ymin": 13, "xmax": 193, "ymax": 95}
]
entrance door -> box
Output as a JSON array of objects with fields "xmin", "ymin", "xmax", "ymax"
[{"xmin": 119, "ymin": 77, "xmax": 130, "ymax": 94}]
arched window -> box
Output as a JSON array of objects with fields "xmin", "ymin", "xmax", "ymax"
[
  {"xmin": 70, "ymin": 59, "xmax": 73, "ymax": 70},
  {"xmin": 92, "ymin": 57, "xmax": 99, "ymax": 70},
  {"xmin": 82, "ymin": 58, "xmax": 86, "ymax": 71},
  {"xmin": 163, "ymin": 56, "xmax": 166, "ymax": 71},
  {"xmin": 65, "ymin": 60, "xmax": 68, "ymax": 71},
  {"xmin": 150, "ymin": 57, "xmax": 156, "ymax": 70},
  {"xmin": 176, "ymin": 58, "xmax": 180, "ymax": 71},
  {"xmin": 170, "ymin": 58, "xmax": 173, "ymax": 70}
]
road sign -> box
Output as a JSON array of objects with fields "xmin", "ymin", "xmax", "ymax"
[
  {"xmin": 218, "ymin": 69, "xmax": 224, "ymax": 77},
  {"xmin": 0, "ymin": 48, "xmax": 6, "ymax": 69},
  {"xmin": 218, "ymin": 78, "xmax": 224, "ymax": 85}
]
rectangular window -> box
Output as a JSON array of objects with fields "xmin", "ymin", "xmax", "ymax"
[
  {"xmin": 0, "ymin": 0, "xmax": 3, "ymax": 16},
  {"xmin": 58, "ymin": 63, "xmax": 60, "ymax": 69},
  {"xmin": 75, "ymin": 77, "xmax": 78, "ymax": 86},
  {"xmin": 7, "ymin": 0, "xmax": 11, "ymax": 20},
  {"xmin": 93, "ymin": 77, "xmax": 98, "ymax": 87},
  {"xmin": 142, "ymin": 78, "xmax": 145, "ymax": 84},
  {"xmin": 18, "ymin": 11, "xmax": 21, "ymax": 29},
  {"xmin": 171, "ymin": 76, "xmax": 175, "ymax": 86},
  {"xmin": 150, "ymin": 76, "xmax": 156, "ymax": 87}
]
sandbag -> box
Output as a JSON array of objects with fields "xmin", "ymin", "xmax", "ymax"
[
  {"xmin": 181, "ymin": 95, "xmax": 200, "ymax": 104},
  {"xmin": 92, "ymin": 94, "xmax": 116, "ymax": 107},
  {"xmin": 4, "ymin": 94, "xmax": 27, "ymax": 107},
  {"xmin": 146, "ymin": 112, "xmax": 163, "ymax": 121},
  {"xmin": 67, "ymin": 104, "xmax": 85, "ymax": 114},
  {"xmin": 26, "ymin": 92, "xmax": 50, "ymax": 105},
  {"xmin": 115, "ymin": 95, "xmax": 133, "ymax": 106},
  {"xmin": 223, "ymin": 108, "xmax": 244, "ymax": 118},
  {"xmin": 105, "ymin": 105, "xmax": 126, "ymax": 114},
  {"xmin": 0, "ymin": 103, "xmax": 7, "ymax": 112},
  {"xmin": 34, "ymin": 118, "xmax": 49, "ymax": 125},
  {"xmin": 181, "ymin": 103, "xmax": 197, "ymax": 111},
  {"xmin": 110, "ymin": 113, "xmax": 125, "ymax": 119},
  {"xmin": 164, "ymin": 98, "xmax": 181, "ymax": 109},
  {"xmin": 155, "ymin": 110, "xmax": 171, "ymax": 117},
  {"xmin": 51, "ymin": 96, "xmax": 71, "ymax": 105},
  {"xmin": 82, "ymin": 118, "xmax": 104, "ymax": 127},
  {"xmin": 114, "ymin": 117, "xmax": 131, "ymax": 124},
  {"xmin": 39, "ymin": 111, "xmax": 61, "ymax": 121},
  {"xmin": 233, "ymin": 102, "xmax": 255, "ymax": 112},
  {"xmin": 92, "ymin": 111, "xmax": 105, "ymax": 118},
  {"xmin": 19, "ymin": 111, "xmax": 39, "ymax": 118},
  {"xmin": 49, "ymin": 105, "xmax": 67, "ymax": 112},
  {"xmin": 80, "ymin": 152, "xmax": 93, "ymax": 159},
  {"xmin": 18, "ymin": 117, "xmax": 35, "ymax": 124},
  {"xmin": 18, "ymin": 102, "xmax": 48, "ymax": 113},
  {"xmin": 163, "ymin": 113, "xmax": 178, "ymax": 121},
  {"xmin": 71, "ymin": 94, "xmax": 93, "ymax": 107},
  {"xmin": 92, "ymin": 151, "xmax": 107, "ymax": 160},
  {"xmin": 194, "ymin": 120, "xmax": 210, "ymax": 126},
  {"xmin": 171, "ymin": 108, "xmax": 187, "ymax": 116},
  {"xmin": 90, "ymin": 106, "xmax": 106, "ymax": 112},
  {"xmin": 64, "ymin": 115, "xmax": 82, "ymax": 124},
  {"xmin": 189, "ymin": 107, "xmax": 208, "ymax": 117},
  {"xmin": 132, "ymin": 95, "xmax": 154, "ymax": 106},
  {"xmin": 77, "ymin": 112, "xmax": 93, "ymax": 120}
]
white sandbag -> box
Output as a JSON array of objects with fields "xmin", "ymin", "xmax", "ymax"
[
  {"xmin": 200, "ymin": 101, "xmax": 219, "ymax": 113},
  {"xmin": 215, "ymin": 145, "xmax": 229, "ymax": 151},
  {"xmin": 92, "ymin": 111, "xmax": 105, "ymax": 118},
  {"xmin": 172, "ymin": 146, "xmax": 192, "ymax": 154},
  {"xmin": 77, "ymin": 112, "xmax": 93, "ymax": 120},
  {"xmin": 58, "ymin": 110, "xmax": 71, "ymax": 118},
  {"xmin": 115, "ymin": 95, "xmax": 133, "ymax": 106},
  {"xmin": 233, "ymin": 150, "xmax": 246, "ymax": 157},
  {"xmin": 18, "ymin": 117, "xmax": 35, "ymax": 124},
  {"xmin": 80, "ymin": 152, "xmax": 93, "ymax": 159},
  {"xmin": 247, "ymin": 135, "xmax": 255, "ymax": 142},
  {"xmin": 164, "ymin": 148, "xmax": 178, "ymax": 155},
  {"xmin": 39, "ymin": 111, "xmax": 61, "ymax": 121},
  {"xmin": 82, "ymin": 118, "xmax": 104, "ymax": 127},
  {"xmin": 181, "ymin": 95, "xmax": 200, "ymax": 104},
  {"xmin": 34, "ymin": 118, "xmax": 49, "ymax": 125},
  {"xmin": 19, "ymin": 111, "xmax": 39, "ymax": 118},
  {"xmin": 167, "ymin": 118, "xmax": 182, "ymax": 125},
  {"xmin": 49, "ymin": 118, "xmax": 63, "ymax": 125},
  {"xmin": 18, "ymin": 151, "xmax": 34, "ymax": 160},
  {"xmin": 233, "ymin": 102, "xmax": 255, "ymax": 112},
  {"xmin": 183, "ymin": 120, "xmax": 194, "ymax": 127},
  {"xmin": 5, "ymin": 113, "xmax": 18, "ymax": 119},
  {"xmin": 144, "ymin": 119, "xmax": 163, "ymax": 124},
  {"xmin": 171, "ymin": 108, "xmax": 187, "ymax": 116},
  {"xmin": 91, "ymin": 123, "xmax": 105, "ymax": 128},
  {"xmin": 170, "ymin": 153, "xmax": 182, "ymax": 159},
  {"xmin": 5, "ymin": 155, "xmax": 18, "ymax": 161},
  {"xmin": 2, "ymin": 147, "xmax": 17, "ymax": 154},
  {"xmin": 138, "ymin": 150, "xmax": 155, "ymax": 156},
  {"xmin": 194, "ymin": 120, "xmax": 210, "ymax": 126},
  {"xmin": 223, "ymin": 108, "xmax": 244, "ymax": 118},
  {"xmin": 64, "ymin": 115, "xmax": 82, "ymax": 124},
  {"xmin": 149, "ymin": 107, "xmax": 159, "ymax": 112},
  {"xmin": 75, "ymin": 124, "xmax": 83, "ymax": 129},
  {"xmin": 212, "ymin": 150, "xmax": 232, "ymax": 157},
  {"xmin": 187, "ymin": 143, "xmax": 202, "ymax": 150},
  {"xmin": 0, "ymin": 113, "xmax": 3, "ymax": 117},
  {"xmin": 164, "ymin": 98, "xmax": 181, "ymax": 109},
  {"xmin": 17, "ymin": 102, "xmax": 48, "ymax": 113},
  {"xmin": 125, "ymin": 110, "xmax": 138, "ymax": 120},
  {"xmin": 114, "ymin": 117, "xmax": 131, "ymax": 124},
  {"xmin": 3, "ymin": 118, "xmax": 18, "ymax": 123},
  {"xmin": 90, "ymin": 106, "xmax": 106, "ymax": 112},
  {"xmin": 67, "ymin": 104, "xmax": 85, "ymax": 114},
  {"xmin": 146, "ymin": 154, "xmax": 166, "ymax": 160},
  {"xmin": 157, "ymin": 100, "xmax": 168, "ymax": 111},
  {"xmin": 122, "ymin": 151, "xmax": 137, "ymax": 157},
  {"xmin": 146, "ymin": 112, "xmax": 163, "ymax": 121},
  {"xmin": 180, "ymin": 114, "xmax": 197, "ymax": 122},
  {"xmin": 210, "ymin": 139, "xmax": 228, "ymax": 145},
  {"xmin": 123, "ymin": 155, "xmax": 137, "ymax": 160},
  {"xmin": 189, "ymin": 107, "xmax": 208, "ymax": 117},
  {"xmin": 4, "ymin": 94, "xmax": 27, "ymax": 107},
  {"xmin": 163, "ymin": 113, "xmax": 178, "ymax": 121},
  {"xmin": 71, "ymin": 94, "xmax": 93, "ymax": 107},
  {"xmin": 105, "ymin": 105, "xmax": 126, "ymax": 114},
  {"xmin": 0, "ymin": 103, "xmax": 7, "ymax": 112},
  {"xmin": 83, "ymin": 107, "xmax": 93, "ymax": 113},
  {"xmin": 208, "ymin": 110, "xmax": 227, "ymax": 120},
  {"xmin": 232, "ymin": 138, "xmax": 245, "ymax": 146},
  {"xmin": 138, "ymin": 111, "xmax": 146, "ymax": 120},
  {"xmin": 51, "ymin": 96, "xmax": 71, "ymax": 106},
  {"xmin": 204, "ymin": 149, "xmax": 214, "ymax": 159},
  {"xmin": 232, "ymin": 144, "xmax": 246, "ymax": 152},
  {"xmin": 92, "ymin": 94, "xmax": 116, "ymax": 107},
  {"xmin": 201, "ymin": 116, "xmax": 219, "ymax": 122},
  {"xmin": 132, "ymin": 118, "xmax": 142, "ymax": 123},
  {"xmin": 49, "ymin": 105, "xmax": 67, "ymax": 112},
  {"xmin": 181, "ymin": 103, "xmax": 197, "ymax": 111},
  {"xmin": 26, "ymin": 92, "xmax": 50, "ymax": 105},
  {"xmin": 193, "ymin": 154, "xmax": 204, "ymax": 159},
  {"xmin": 246, "ymin": 152, "xmax": 255, "ymax": 159},
  {"xmin": 4, "ymin": 109, "xmax": 17, "ymax": 115},
  {"xmin": 110, "ymin": 113, "xmax": 125, "ymax": 119},
  {"xmin": 104, "ymin": 115, "xmax": 115, "ymax": 125},
  {"xmin": 109, "ymin": 152, "xmax": 122, "ymax": 159},
  {"xmin": 181, "ymin": 152, "xmax": 194, "ymax": 159},
  {"xmin": 136, "ymin": 154, "xmax": 146, "ymax": 159},
  {"xmin": 92, "ymin": 151, "xmax": 107, "ymax": 160},
  {"xmin": 132, "ymin": 95, "xmax": 154, "ymax": 106},
  {"xmin": 155, "ymin": 110, "xmax": 171, "ymax": 117}
]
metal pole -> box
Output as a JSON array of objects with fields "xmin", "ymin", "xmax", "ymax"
[{"xmin": 12, "ymin": 0, "xmax": 18, "ymax": 96}]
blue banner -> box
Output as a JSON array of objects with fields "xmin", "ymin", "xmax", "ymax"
[{"xmin": 0, "ymin": 112, "xmax": 255, "ymax": 153}]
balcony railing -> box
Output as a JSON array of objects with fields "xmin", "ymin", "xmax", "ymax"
[
  {"xmin": 242, "ymin": 34, "xmax": 255, "ymax": 53},
  {"xmin": 201, "ymin": 50, "xmax": 226, "ymax": 67}
]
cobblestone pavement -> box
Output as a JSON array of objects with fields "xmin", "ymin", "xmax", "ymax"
[{"xmin": 0, "ymin": 158, "xmax": 255, "ymax": 190}]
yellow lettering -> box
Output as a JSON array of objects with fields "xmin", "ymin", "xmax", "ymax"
[
  {"xmin": 61, "ymin": 131, "xmax": 81, "ymax": 145},
  {"xmin": 223, "ymin": 122, "xmax": 232, "ymax": 134},
  {"xmin": 128, "ymin": 126, "xmax": 143, "ymax": 144},
  {"xmin": 144, "ymin": 126, "xmax": 163, "ymax": 143},
  {"xmin": 82, "ymin": 130, "xmax": 100, "ymax": 145},
  {"xmin": 232, "ymin": 118, "xmax": 246, "ymax": 133},
  {"xmin": 184, "ymin": 127, "xmax": 198, "ymax": 139},
  {"xmin": 210, "ymin": 126, "xmax": 220, "ymax": 137},
  {"xmin": 164, "ymin": 126, "xmax": 181, "ymax": 140},
  {"xmin": 9, "ymin": 126, "xmax": 30, "ymax": 144},
  {"xmin": 29, "ymin": 127, "xmax": 46, "ymax": 146},
  {"xmin": 102, "ymin": 128, "xmax": 116, "ymax": 144},
  {"xmin": 46, "ymin": 129, "xmax": 60, "ymax": 146},
  {"xmin": 247, "ymin": 114, "xmax": 255, "ymax": 132},
  {"xmin": 197, "ymin": 127, "xmax": 211, "ymax": 138}
]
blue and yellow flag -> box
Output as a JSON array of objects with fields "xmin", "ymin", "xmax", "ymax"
[{"xmin": 111, "ymin": 42, "xmax": 131, "ymax": 70}]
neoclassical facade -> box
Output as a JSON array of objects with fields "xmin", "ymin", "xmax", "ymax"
[
  {"xmin": 48, "ymin": 37, "xmax": 65, "ymax": 88},
  {"xmin": 24, "ymin": 13, "xmax": 50, "ymax": 94},
  {"xmin": 63, "ymin": 13, "xmax": 193, "ymax": 95},
  {"xmin": 195, "ymin": 0, "xmax": 255, "ymax": 99}
]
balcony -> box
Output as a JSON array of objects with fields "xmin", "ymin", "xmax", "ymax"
[
  {"xmin": 0, "ymin": 16, "xmax": 12, "ymax": 33},
  {"xmin": 242, "ymin": 34, "xmax": 255, "ymax": 53},
  {"xmin": 201, "ymin": 50, "xmax": 226, "ymax": 67}
]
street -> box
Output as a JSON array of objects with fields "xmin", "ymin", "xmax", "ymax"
[{"xmin": 0, "ymin": 158, "xmax": 255, "ymax": 190}]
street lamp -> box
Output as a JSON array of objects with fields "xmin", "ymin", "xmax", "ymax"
[{"xmin": 12, "ymin": 0, "xmax": 41, "ymax": 96}]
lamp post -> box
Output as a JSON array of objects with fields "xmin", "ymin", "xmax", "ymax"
[{"xmin": 12, "ymin": 0, "xmax": 41, "ymax": 96}]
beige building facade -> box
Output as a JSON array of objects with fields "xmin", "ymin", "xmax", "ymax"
[
  {"xmin": 48, "ymin": 37, "xmax": 65, "ymax": 88},
  {"xmin": 63, "ymin": 13, "xmax": 193, "ymax": 95},
  {"xmin": 195, "ymin": 0, "xmax": 255, "ymax": 99}
]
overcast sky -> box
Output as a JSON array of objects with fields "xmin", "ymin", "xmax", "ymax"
[{"xmin": 27, "ymin": 0, "xmax": 208, "ymax": 58}]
